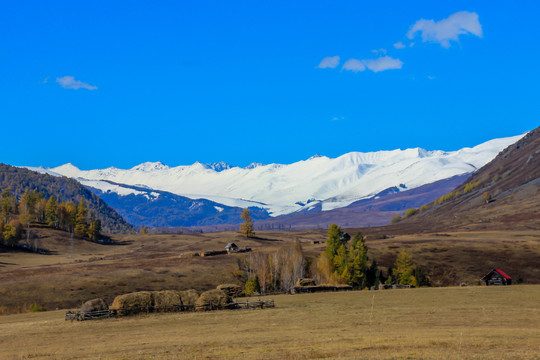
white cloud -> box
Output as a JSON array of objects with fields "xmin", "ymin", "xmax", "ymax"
[
  {"xmin": 56, "ymin": 76, "xmax": 98, "ymax": 90},
  {"xmin": 407, "ymin": 11, "xmax": 483, "ymax": 48},
  {"xmin": 317, "ymin": 56, "xmax": 340, "ymax": 69},
  {"xmin": 363, "ymin": 56, "xmax": 403, "ymax": 72},
  {"xmin": 371, "ymin": 48, "xmax": 387, "ymax": 55},
  {"xmin": 393, "ymin": 41, "xmax": 406, "ymax": 49},
  {"xmin": 342, "ymin": 56, "xmax": 403, "ymax": 73},
  {"xmin": 341, "ymin": 59, "xmax": 366, "ymax": 73}
]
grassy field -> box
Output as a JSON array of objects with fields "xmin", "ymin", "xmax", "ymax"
[
  {"xmin": 0, "ymin": 285, "xmax": 539, "ymax": 359},
  {"xmin": 1, "ymin": 228, "xmax": 540, "ymax": 311}
]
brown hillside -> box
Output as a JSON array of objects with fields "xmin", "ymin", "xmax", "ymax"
[{"xmin": 404, "ymin": 126, "xmax": 540, "ymax": 232}]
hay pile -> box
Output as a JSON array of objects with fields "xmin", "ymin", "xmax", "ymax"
[
  {"xmin": 216, "ymin": 284, "xmax": 243, "ymax": 298},
  {"xmin": 110, "ymin": 291, "xmax": 153, "ymax": 315},
  {"xmin": 153, "ymin": 290, "xmax": 181, "ymax": 311},
  {"xmin": 78, "ymin": 298, "xmax": 108, "ymax": 314},
  {"xmin": 295, "ymin": 278, "xmax": 316, "ymax": 287},
  {"xmin": 195, "ymin": 289, "xmax": 230, "ymax": 311},
  {"xmin": 76, "ymin": 298, "xmax": 108, "ymax": 320},
  {"xmin": 178, "ymin": 289, "xmax": 199, "ymax": 307}
]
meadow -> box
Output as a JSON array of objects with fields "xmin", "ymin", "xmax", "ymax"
[
  {"xmin": 0, "ymin": 285, "xmax": 539, "ymax": 359},
  {"xmin": 1, "ymin": 229, "xmax": 540, "ymax": 311}
]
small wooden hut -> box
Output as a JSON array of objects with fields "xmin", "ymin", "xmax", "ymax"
[
  {"xmin": 481, "ymin": 268, "xmax": 512, "ymax": 286},
  {"xmin": 225, "ymin": 242, "xmax": 239, "ymax": 254}
]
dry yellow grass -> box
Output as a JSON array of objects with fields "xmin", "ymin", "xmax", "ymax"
[
  {"xmin": 1, "ymin": 285, "xmax": 539, "ymax": 359},
  {"xmin": 1, "ymin": 229, "xmax": 540, "ymax": 312}
]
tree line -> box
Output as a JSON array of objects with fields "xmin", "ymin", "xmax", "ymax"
[
  {"xmin": 236, "ymin": 223, "xmax": 430, "ymax": 294},
  {"xmin": 0, "ymin": 164, "xmax": 132, "ymax": 233},
  {"xmin": 0, "ymin": 188, "xmax": 101, "ymax": 247}
]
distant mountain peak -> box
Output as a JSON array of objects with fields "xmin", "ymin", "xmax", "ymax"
[
  {"xmin": 206, "ymin": 161, "xmax": 232, "ymax": 172},
  {"xmin": 131, "ymin": 161, "xmax": 170, "ymax": 171},
  {"xmin": 245, "ymin": 162, "xmax": 264, "ymax": 169},
  {"xmin": 56, "ymin": 162, "xmax": 79, "ymax": 170}
]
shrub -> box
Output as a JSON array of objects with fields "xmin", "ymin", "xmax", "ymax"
[
  {"xmin": 464, "ymin": 181, "xmax": 481, "ymax": 193},
  {"xmin": 28, "ymin": 303, "xmax": 44, "ymax": 312},
  {"xmin": 404, "ymin": 208, "xmax": 417, "ymax": 218},
  {"xmin": 419, "ymin": 205, "xmax": 428, "ymax": 213},
  {"xmin": 390, "ymin": 215, "xmax": 402, "ymax": 224},
  {"xmin": 245, "ymin": 276, "xmax": 261, "ymax": 295}
]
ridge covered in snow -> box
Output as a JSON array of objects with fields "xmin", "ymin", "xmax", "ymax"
[{"xmin": 28, "ymin": 134, "xmax": 524, "ymax": 216}]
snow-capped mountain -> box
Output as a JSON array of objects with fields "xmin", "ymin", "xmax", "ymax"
[{"xmin": 27, "ymin": 134, "xmax": 524, "ymax": 217}]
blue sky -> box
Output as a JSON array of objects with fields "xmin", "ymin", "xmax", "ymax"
[{"xmin": 1, "ymin": 1, "xmax": 539, "ymax": 169}]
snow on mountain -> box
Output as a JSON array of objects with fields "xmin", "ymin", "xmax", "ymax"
[
  {"xmin": 79, "ymin": 179, "xmax": 160, "ymax": 199},
  {"xmin": 206, "ymin": 161, "xmax": 232, "ymax": 172},
  {"xmin": 130, "ymin": 161, "xmax": 170, "ymax": 172},
  {"xmin": 37, "ymin": 134, "xmax": 524, "ymax": 216}
]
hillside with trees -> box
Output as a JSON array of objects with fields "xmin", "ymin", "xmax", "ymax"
[
  {"xmin": 0, "ymin": 164, "xmax": 133, "ymax": 234},
  {"xmin": 398, "ymin": 126, "xmax": 540, "ymax": 232}
]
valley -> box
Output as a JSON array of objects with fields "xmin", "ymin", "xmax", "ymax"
[{"xmin": 1, "ymin": 226, "xmax": 539, "ymax": 312}]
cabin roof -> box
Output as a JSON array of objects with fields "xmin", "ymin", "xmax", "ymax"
[
  {"xmin": 225, "ymin": 242, "xmax": 238, "ymax": 248},
  {"xmin": 494, "ymin": 268, "xmax": 511, "ymax": 280},
  {"xmin": 481, "ymin": 268, "xmax": 511, "ymax": 280}
]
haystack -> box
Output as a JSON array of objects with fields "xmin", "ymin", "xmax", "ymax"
[
  {"xmin": 195, "ymin": 289, "xmax": 230, "ymax": 311},
  {"xmin": 110, "ymin": 291, "xmax": 153, "ymax": 315},
  {"xmin": 178, "ymin": 289, "xmax": 199, "ymax": 307},
  {"xmin": 76, "ymin": 298, "xmax": 108, "ymax": 320},
  {"xmin": 153, "ymin": 290, "xmax": 181, "ymax": 312},
  {"xmin": 216, "ymin": 284, "xmax": 243, "ymax": 298},
  {"xmin": 295, "ymin": 278, "xmax": 316, "ymax": 287}
]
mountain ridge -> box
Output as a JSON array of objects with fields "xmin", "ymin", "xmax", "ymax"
[{"xmin": 26, "ymin": 134, "xmax": 524, "ymax": 217}]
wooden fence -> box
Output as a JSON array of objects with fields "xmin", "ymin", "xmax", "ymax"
[{"xmin": 66, "ymin": 299, "xmax": 274, "ymax": 321}]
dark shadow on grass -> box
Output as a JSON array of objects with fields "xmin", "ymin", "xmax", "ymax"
[{"xmin": 247, "ymin": 236, "xmax": 283, "ymax": 242}]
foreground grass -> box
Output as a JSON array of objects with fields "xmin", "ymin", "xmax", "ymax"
[{"xmin": 1, "ymin": 286, "xmax": 539, "ymax": 359}]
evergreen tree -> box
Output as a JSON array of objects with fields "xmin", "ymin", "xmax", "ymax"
[
  {"xmin": 414, "ymin": 267, "xmax": 431, "ymax": 287},
  {"xmin": 334, "ymin": 244, "xmax": 349, "ymax": 275},
  {"xmin": 35, "ymin": 198, "xmax": 47, "ymax": 223},
  {"xmin": 58, "ymin": 201, "xmax": 76, "ymax": 232},
  {"xmin": 349, "ymin": 232, "xmax": 368, "ymax": 289},
  {"xmin": 3, "ymin": 220, "xmax": 21, "ymax": 246},
  {"xmin": 1, "ymin": 189, "xmax": 16, "ymax": 223},
  {"xmin": 45, "ymin": 196, "xmax": 58, "ymax": 228},
  {"xmin": 88, "ymin": 218, "xmax": 101, "ymax": 241},
  {"xmin": 240, "ymin": 208, "xmax": 255, "ymax": 237},
  {"xmin": 74, "ymin": 199, "xmax": 89, "ymax": 237},
  {"xmin": 394, "ymin": 249, "xmax": 417, "ymax": 286},
  {"xmin": 325, "ymin": 224, "xmax": 347, "ymax": 258},
  {"xmin": 19, "ymin": 190, "xmax": 34, "ymax": 227}
]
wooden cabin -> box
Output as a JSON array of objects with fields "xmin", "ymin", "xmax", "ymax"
[
  {"xmin": 225, "ymin": 242, "xmax": 239, "ymax": 254},
  {"xmin": 481, "ymin": 268, "xmax": 512, "ymax": 286}
]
